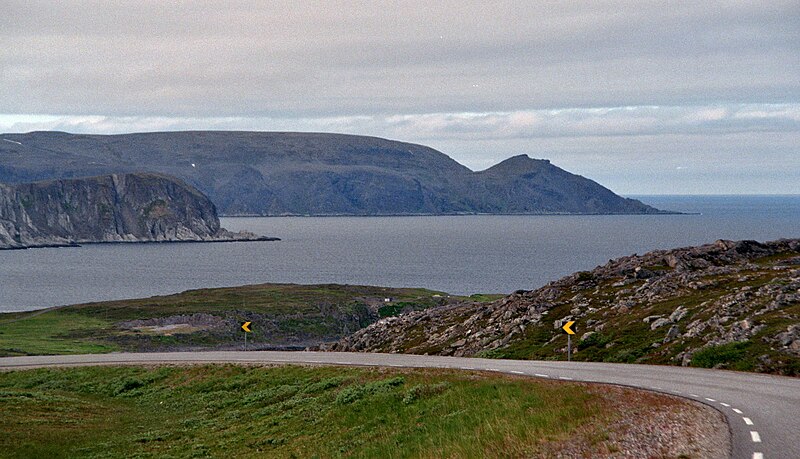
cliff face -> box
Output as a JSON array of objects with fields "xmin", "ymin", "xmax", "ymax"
[
  {"xmin": 0, "ymin": 173, "xmax": 271, "ymax": 249},
  {"xmin": 0, "ymin": 131, "xmax": 666, "ymax": 216},
  {"xmin": 329, "ymin": 239, "xmax": 800, "ymax": 375}
]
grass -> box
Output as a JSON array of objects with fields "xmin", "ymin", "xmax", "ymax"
[
  {"xmin": 0, "ymin": 365, "xmax": 621, "ymax": 458},
  {"xmin": 62, "ymin": 284, "xmax": 449, "ymax": 322},
  {"xmin": 0, "ymin": 311, "xmax": 118, "ymax": 356},
  {"xmin": 0, "ymin": 284, "xmax": 456, "ymax": 356}
]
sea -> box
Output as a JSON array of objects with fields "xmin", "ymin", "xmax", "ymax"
[{"xmin": 1, "ymin": 195, "xmax": 798, "ymax": 313}]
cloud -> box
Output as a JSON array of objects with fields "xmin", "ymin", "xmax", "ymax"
[
  {"xmin": 4, "ymin": 103, "xmax": 798, "ymax": 140},
  {"xmin": 1, "ymin": 1, "xmax": 797, "ymax": 194},
  {"xmin": 1, "ymin": 1, "xmax": 798, "ymax": 117}
]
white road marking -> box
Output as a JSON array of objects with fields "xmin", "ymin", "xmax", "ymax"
[
  {"xmin": 743, "ymin": 417, "xmax": 754, "ymax": 425},
  {"xmin": 2, "ymin": 139, "xmax": 22, "ymax": 145},
  {"xmin": 750, "ymin": 431, "xmax": 761, "ymax": 443},
  {"xmin": 705, "ymin": 397, "xmax": 716, "ymax": 402},
  {"xmin": 689, "ymin": 394, "xmax": 700, "ymax": 398},
  {"xmin": 388, "ymin": 364, "xmax": 402, "ymax": 367},
  {"xmin": 720, "ymin": 402, "xmax": 730, "ymax": 407},
  {"xmin": 558, "ymin": 376, "xmax": 573, "ymax": 380},
  {"xmin": 753, "ymin": 452, "xmax": 764, "ymax": 459},
  {"xmin": 733, "ymin": 408, "xmax": 743, "ymax": 414},
  {"xmin": 333, "ymin": 361, "xmax": 352, "ymax": 365},
  {"xmin": 488, "ymin": 368, "xmax": 500, "ymax": 372},
  {"xmin": 534, "ymin": 374, "xmax": 549, "ymax": 378},
  {"xmin": 510, "ymin": 370, "xmax": 524, "ymax": 374},
  {"xmin": 460, "ymin": 367, "xmax": 474, "ymax": 370}
]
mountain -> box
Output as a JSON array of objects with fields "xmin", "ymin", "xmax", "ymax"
[
  {"xmin": 0, "ymin": 131, "xmax": 664, "ymax": 216},
  {"xmin": 0, "ymin": 172, "xmax": 275, "ymax": 249},
  {"xmin": 328, "ymin": 238, "xmax": 800, "ymax": 375}
]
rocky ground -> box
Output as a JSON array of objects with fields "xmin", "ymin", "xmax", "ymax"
[{"xmin": 329, "ymin": 239, "xmax": 800, "ymax": 375}]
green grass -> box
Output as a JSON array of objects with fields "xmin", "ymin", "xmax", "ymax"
[
  {"xmin": 0, "ymin": 365, "xmax": 617, "ymax": 458},
  {"xmin": 65, "ymin": 284, "xmax": 449, "ymax": 321},
  {"xmin": 0, "ymin": 311, "xmax": 118, "ymax": 356}
]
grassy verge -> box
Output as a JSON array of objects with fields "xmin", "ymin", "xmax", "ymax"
[
  {"xmin": 0, "ymin": 284, "xmax": 465, "ymax": 356},
  {"xmin": 0, "ymin": 365, "xmax": 625, "ymax": 458}
]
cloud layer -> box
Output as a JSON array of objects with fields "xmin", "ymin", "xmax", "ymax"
[
  {"xmin": 3, "ymin": 1, "xmax": 798, "ymax": 116},
  {"xmin": 1, "ymin": 1, "xmax": 798, "ymax": 194}
]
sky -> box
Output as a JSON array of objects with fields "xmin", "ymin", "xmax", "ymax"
[{"xmin": 1, "ymin": 1, "xmax": 798, "ymax": 194}]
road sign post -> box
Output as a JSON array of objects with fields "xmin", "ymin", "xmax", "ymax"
[
  {"xmin": 562, "ymin": 320, "xmax": 575, "ymax": 361},
  {"xmin": 567, "ymin": 334, "xmax": 571, "ymax": 361},
  {"xmin": 242, "ymin": 321, "xmax": 252, "ymax": 351}
]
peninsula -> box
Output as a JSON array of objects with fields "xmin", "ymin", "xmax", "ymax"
[
  {"xmin": 0, "ymin": 131, "xmax": 666, "ymax": 216},
  {"xmin": 0, "ymin": 172, "xmax": 276, "ymax": 250}
]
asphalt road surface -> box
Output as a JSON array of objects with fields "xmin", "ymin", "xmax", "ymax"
[{"xmin": 2, "ymin": 352, "xmax": 798, "ymax": 459}]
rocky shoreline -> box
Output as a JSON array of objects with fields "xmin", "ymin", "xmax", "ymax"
[{"xmin": 0, "ymin": 235, "xmax": 280, "ymax": 251}]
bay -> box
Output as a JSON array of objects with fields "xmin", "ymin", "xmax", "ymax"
[{"xmin": 1, "ymin": 195, "xmax": 798, "ymax": 312}]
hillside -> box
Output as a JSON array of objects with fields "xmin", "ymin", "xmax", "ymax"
[
  {"xmin": 0, "ymin": 172, "xmax": 273, "ymax": 249},
  {"xmin": 0, "ymin": 284, "xmax": 458, "ymax": 355},
  {"xmin": 0, "ymin": 131, "xmax": 664, "ymax": 216},
  {"xmin": 331, "ymin": 239, "xmax": 800, "ymax": 375}
]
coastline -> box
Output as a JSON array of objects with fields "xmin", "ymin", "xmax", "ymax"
[{"xmin": 0, "ymin": 235, "xmax": 280, "ymax": 251}]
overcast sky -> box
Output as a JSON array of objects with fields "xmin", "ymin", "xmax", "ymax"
[{"xmin": 1, "ymin": 1, "xmax": 798, "ymax": 194}]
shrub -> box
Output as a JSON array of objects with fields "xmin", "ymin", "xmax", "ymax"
[
  {"xmin": 335, "ymin": 377, "xmax": 405, "ymax": 404},
  {"xmin": 402, "ymin": 382, "xmax": 450, "ymax": 405},
  {"xmin": 690, "ymin": 341, "xmax": 751, "ymax": 369}
]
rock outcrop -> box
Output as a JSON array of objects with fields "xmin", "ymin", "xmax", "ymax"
[
  {"xmin": 0, "ymin": 131, "xmax": 668, "ymax": 216},
  {"xmin": 0, "ymin": 172, "xmax": 276, "ymax": 249},
  {"xmin": 329, "ymin": 239, "xmax": 800, "ymax": 375}
]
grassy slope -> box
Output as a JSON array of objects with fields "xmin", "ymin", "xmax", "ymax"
[
  {"xmin": 0, "ymin": 364, "xmax": 701, "ymax": 458},
  {"xmin": 0, "ymin": 284, "xmax": 456, "ymax": 357},
  {"xmin": 476, "ymin": 252, "xmax": 800, "ymax": 375}
]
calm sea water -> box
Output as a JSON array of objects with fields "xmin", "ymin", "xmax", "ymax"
[{"xmin": 1, "ymin": 195, "xmax": 798, "ymax": 312}]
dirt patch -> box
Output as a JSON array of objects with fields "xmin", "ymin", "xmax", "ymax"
[
  {"xmin": 119, "ymin": 313, "xmax": 227, "ymax": 334},
  {"xmin": 541, "ymin": 383, "xmax": 730, "ymax": 458},
  {"xmin": 130, "ymin": 324, "xmax": 206, "ymax": 336}
]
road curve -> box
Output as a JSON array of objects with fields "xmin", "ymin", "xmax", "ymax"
[{"xmin": 2, "ymin": 352, "xmax": 798, "ymax": 459}]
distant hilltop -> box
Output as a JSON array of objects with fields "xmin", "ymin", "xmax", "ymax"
[
  {"xmin": 0, "ymin": 172, "xmax": 276, "ymax": 250},
  {"xmin": 0, "ymin": 131, "xmax": 667, "ymax": 216}
]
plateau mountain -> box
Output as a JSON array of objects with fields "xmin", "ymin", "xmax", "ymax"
[{"xmin": 0, "ymin": 131, "xmax": 664, "ymax": 216}]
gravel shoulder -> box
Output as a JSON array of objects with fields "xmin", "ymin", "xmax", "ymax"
[{"xmin": 538, "ymin": 382, "xmax": 730, "ymax": 458}]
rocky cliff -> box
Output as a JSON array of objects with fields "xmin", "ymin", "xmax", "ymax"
[
  {"xmin": 0, "ymin": 173, "xmax": 275, "ymax": 249},
  {"xmin": 329, "ymin": 239, "xmax": 800, "ymax": 375},
  {"xmin": 0, "ymin": 131, "xmax": 666, "ymax": 216}
]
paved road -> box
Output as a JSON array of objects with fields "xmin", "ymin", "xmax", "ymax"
[{"xmin": 1, "ymin": 352, "xmax": 798, "ymax": 459}]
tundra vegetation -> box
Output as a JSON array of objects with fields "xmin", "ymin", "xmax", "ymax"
[
  {"xmin": 0, "ymin": 284, "xmax": 459, "ymax": 356},
  {"xmin": 0, "ymin": 365, "xmax": 723, "ymax": 458}
]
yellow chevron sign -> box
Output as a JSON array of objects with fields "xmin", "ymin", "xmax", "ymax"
[
  {"xmin": 562, "ymin": 321, "xmax": 575, "ymax": 335},
  {"xmin": 241, "ymin": 321, "xmax": 252, "ymax": 333}
]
